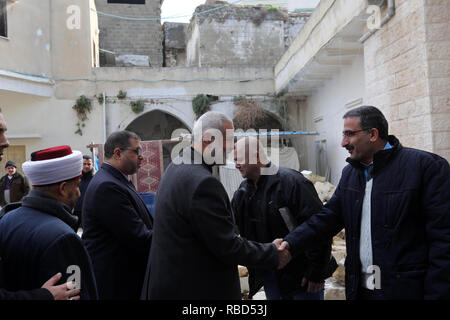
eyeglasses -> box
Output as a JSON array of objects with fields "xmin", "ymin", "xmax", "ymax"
[
  {"xmin": 342, "ymin": 129, "xmax": 370, "ymax": 138},
  {"xmin": 122, "ymin": 147, "xmax": 143, "ymax": 156}
]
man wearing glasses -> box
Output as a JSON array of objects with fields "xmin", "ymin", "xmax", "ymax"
[
  {"xmin": 82, "ymin": 130, "xmax": 153, "ymax": 299},
  {"xmin": 278, "ymin": 106, "xmax": 450, "ymax": 300}
]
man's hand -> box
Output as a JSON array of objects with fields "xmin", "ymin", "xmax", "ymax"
[
  {"xmin": 301, "ymin": 277, "xmax": 324, "ymax": 293},
  {"xmin": 273, "ymin": 238, "xmax": 292, "ymax": 269},
  {"xmin": 41, "ymin": 273, "xmax": 80, "ymax": 301}
]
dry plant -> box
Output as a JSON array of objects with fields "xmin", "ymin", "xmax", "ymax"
[{"xmin": 233, "ymin": 97, "xmax": 268, "ymax": 130}]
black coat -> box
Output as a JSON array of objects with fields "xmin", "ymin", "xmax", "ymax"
[
  {"xmin": 0, "ymin": 288, "xmax": 53, "ymax": 300},
  {"xmin": 284, "ymin": 136, "xmax": 450, "ymax": 300},
  {"xmin": 74, "ymin": 170, "xmax": 94, "ymax": 213},
  {"xmin": 0, "ymin": 172, "xmax": 30, "ymax": 206},
  {"xmin": 0, "ymin": 190, "xmax": 98, "ymax": 300},
  {"xmin": 141, "ymin": 148, "xmax": 278, "ymax": 300},
  {"xmin": 82, "ymin": 163, "xmax": 153, "ymax": 300},
  {"xmin": 232, "ymin": 166, "xmax": 336, "ymax": 298}
]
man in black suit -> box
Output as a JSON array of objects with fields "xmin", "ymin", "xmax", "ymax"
[
  {"xmin": 141, "ymin": 111, "xmax": 291, "ymax": 300},
  {"xmin": 82, "ymin": 131, "xmax": 153, "ymax": 299}
]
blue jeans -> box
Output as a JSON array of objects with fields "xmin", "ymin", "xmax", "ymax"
[{"xmin": 264, "ymin": 271, "xmax": 324, "ymax": 300}]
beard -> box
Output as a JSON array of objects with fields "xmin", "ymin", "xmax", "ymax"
[{"xmin": 67, "ymin": 190, "xmax": 78, "ymax": 211}]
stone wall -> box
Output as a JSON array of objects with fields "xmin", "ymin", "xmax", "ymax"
[
  {"xmin": 94, "ymin": 0, "xmax": 163, "ymax": 67},
  {"xmin": 423, "ymin": 0, "xmax": 450, "ymax": 161},
  {"xmin": 222, "ymin": 0, "xmax": 289, "ymax": 10},
  {"xmin": 284, "ymin": 12, "xmax": 310, "ymax": 48},
  {"xmin": 364, "ymin": 0, "xmax": 450, "ymax": 161},
  {"xmin": 186, "ymin": 4, "xmax": 290, "ymax": 67},
  {"xmin": 163, "ymin": 22, "xmax": 188, "ymax": 67}
]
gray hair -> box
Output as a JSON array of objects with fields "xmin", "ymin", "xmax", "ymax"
[{"xmin": 192, "ymin": 111, "xmax": 233, "ymax": 145}]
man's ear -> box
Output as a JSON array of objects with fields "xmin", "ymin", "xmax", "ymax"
[
  {"xmin": 113, "ymin": 147, "xmax": 122, "ymax": 160},
  {"xmin": 369, "ymin": 128, "xmax": 379, "ymax": 142},
  {"xmin": 201, "ymin": 132, "xmax": 215, "ymax": 150},
  {"xmin": 58, "ymin": 181, "xmax": 68, "ymax": 197}
]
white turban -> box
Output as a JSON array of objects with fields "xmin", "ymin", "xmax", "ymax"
[{"xmin": 22, "ymin": 147, "xmax": 82, "ymax": 186}]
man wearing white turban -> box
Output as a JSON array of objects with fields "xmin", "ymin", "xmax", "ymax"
[{"xmin": 0, "ymin": 145, "xmax": 98, "ymax": 300}]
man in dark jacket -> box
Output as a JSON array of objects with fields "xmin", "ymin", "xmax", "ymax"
[
  {"xmin": 0, "ymin": 110, "xmax": 81, "ymax": 301},
  {"xmin": 73, "ymin": 155, "xmax": 94, "ymax": 229},
  {"xmin": 0, "ymin": 145, "xmax": 98, "ymax": 300},
  {"xmin": 279, "ymin": 106, "xmax": 450, "ymax": 300},
  {"xmin": 0, "ymin": 160, "xmax": 30, "ymax": 206},
  {"xmin": 232, "ymin": 136, "xmax": 336, "ymax": 300},
  {"xmin": 82, "ymin": 131, "xmax": 153, "ymax": 300},
  {"xmin": 141, "ymin": 111, "xmax": 290, "ymax": 300}
]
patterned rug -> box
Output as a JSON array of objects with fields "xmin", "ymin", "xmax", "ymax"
[{"xmin": 91, "ymin": 140, "xmax": 163, "ymax": 193}]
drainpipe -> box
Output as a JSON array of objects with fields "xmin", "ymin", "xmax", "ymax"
[
  {"xmin": 102, "ymin": 92, "xmax": 106, "ymax": 142},
  {"xmin": 359, "ymin": 0, "xmax": 396, "ymax": 43}
]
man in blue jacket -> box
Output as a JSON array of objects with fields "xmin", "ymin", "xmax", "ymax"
[{"xmin": 279, "ymin": 106, "xmax": 450, "ymax": 300}]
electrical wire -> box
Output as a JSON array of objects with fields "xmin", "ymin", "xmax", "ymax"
[{"xmin": 92, "ymin": 0, "xmax": 243, "ymax": 22}]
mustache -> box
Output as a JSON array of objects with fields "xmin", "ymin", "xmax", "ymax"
[{"xmin": 344, "ymin": 144, "xmax": 354, "ymax": 151}]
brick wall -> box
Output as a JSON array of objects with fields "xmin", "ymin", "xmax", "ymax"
[
  {"xmin": 423, "ymin": 0, "xmax": 450, "ymax": 161},
  {"xmin": 94, "ymin": 0, "xmax": 163, "ymax": 67},
  {"xmin": 364, "ymin": 0, "xmax": 450, "ymax": 162}
]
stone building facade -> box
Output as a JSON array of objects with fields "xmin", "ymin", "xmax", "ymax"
[
  {"xmin": 276, "ymin": 0, "xmax": 450, "ymax": 185},
  {"xmin": 186, "ymin": 3, "xmax": 311, "ymax": 67},
  {"xmin": 95, "ymin": 0, "xmax": 164, "ymax": 67},
  {"xmin": 163, "ymin": 22, "xmax": 188, "ymax": 67},
  {"xmin": 364, "ymin": 0, "xmax": 450, "ymax": 162}
]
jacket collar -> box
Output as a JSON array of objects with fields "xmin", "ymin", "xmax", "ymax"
[
  {"xmin": 243, "ymin": 163, "xmax": 280, "ymax": 192},
  {"xmin": 346, "ymin": 135, "xmax": 402, "ymax": 173},
  {"xmin": 4, "ymin": 172, "xmax": 19, "ymax": 180},
  {"xmin": 178, "ymin": 147, "xmax": 214, "ymax": 173},
  {"xmin": 22, "ymin": 189, "xmax": 78, "ymax": 231},
  {"xmin": 81, "ymin": 169, "xmax": 94, "ymax": 179},
  {"xmin": 101, "ymin": 162, "xmax": 130, "ymax": 184},
  {"xmin": 101, "ymin": 163, "xmax": 153, "ymax": 227}
]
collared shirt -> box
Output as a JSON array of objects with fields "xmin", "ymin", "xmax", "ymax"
[{"xmin": 360, "ymin": 140, "xmax": 393, "ymax": 289}]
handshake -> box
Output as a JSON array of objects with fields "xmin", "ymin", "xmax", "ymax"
[{"xmin": 273, "ymin": 239, "xmax": 291, "ymax": 269}]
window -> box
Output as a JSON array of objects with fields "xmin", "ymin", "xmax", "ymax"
[
  {"xmin": 0, "ymin": 0, "xmax": 7, "ymax": 38},
  {"xmin": 107, "ymin": 0, "xmax": 145, "ymax": 4}
]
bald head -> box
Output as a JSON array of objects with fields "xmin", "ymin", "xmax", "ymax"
[{"xmin": 234, "ymin": 136, "xmax": 270, "ymax": 182}]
